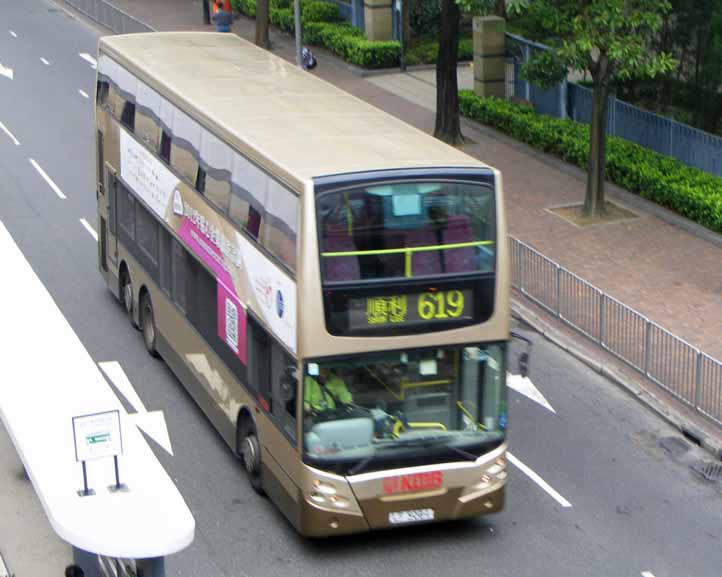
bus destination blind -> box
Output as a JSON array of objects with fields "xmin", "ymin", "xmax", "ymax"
[{"xmin": 348, "ymin": 289, "xmax": 473, "ymax": 331}]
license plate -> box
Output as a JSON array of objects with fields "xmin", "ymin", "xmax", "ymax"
[{"xmin": 388, "ymin": 508, "xmax": 434, "ymax": 525}]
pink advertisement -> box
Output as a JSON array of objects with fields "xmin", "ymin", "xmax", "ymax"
[{"xmin": 178, "ymin": 214, "xmax": 247, "ymax": 365}]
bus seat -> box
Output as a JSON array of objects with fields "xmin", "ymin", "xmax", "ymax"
[
  {"xmin": 406, "ymin": 227, "xmax": 441, "ymax": 276},
  {"xmin": 323, "ymin": 225, "xmax": 360, "ymax": 281},
  {"xmin": 443, "ymin": 215, "xmax": 476, "ymax": 273}
]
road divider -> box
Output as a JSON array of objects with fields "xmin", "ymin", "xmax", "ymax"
[
  {"xmin": 29, "ymin": 158, "xmax": 66, "ymax": 199},
  {"xmin": 507, "ymin": 451, "xmax": 572, "ymax": 508}
]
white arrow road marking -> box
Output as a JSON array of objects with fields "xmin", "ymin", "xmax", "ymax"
[
  {"xmin": 9, "ymin": 30, "xmax": 17, "ymax": 38},
  {"xmin": 507, "ymin": 451, "xmax": 572, "ymax": 508},
  {"xmin": 80, "ymin": 218, "xmax": 97, "ymax": 241},
  {"xmin": 507, "ymin": 372, "xmax": 556, "ymax": 414},
  {"xmin": 0, "ymin": 120, "xmax": 20, "ymax": 146},
  {"xmin": 99, "ymin": 361, "xmax": 174, "ymax": 455},
  {"xmin": 0, "ymin": 63, "xmax": 13, "ymax": 80},
  {"xmin": 40, "ymin": 57, "xmax": 50, "ymax": 66},
  {"xmin": 78, "ymin": 89, "xmax": 89, "ymax": 99},
  {"xmin": 79, "ymin": 52, "xmax": 97, "ymax": 69},
  {"xmin": 0, "ymin": 551, "xmax": 9, "ymax": 577},
  {"xmin": 29, "ymin": 159, "xmax": 66, "ymax": 199},
  {"xmin": 641, "ymin": 573, "xmax": 656, "ymax": 577}
]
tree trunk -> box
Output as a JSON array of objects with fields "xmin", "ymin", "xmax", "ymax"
[
  {"xmin": 584, "ymin": 59, "xmax": 611, "ymax": 218},
  {"xmin": 494, "ymin": 0, "xmax": 506, "ymax": 18},
  {"xmin": 202, "ymin": 0, "xmax": 211, "ymax": 25},
  {"xmin": 255, "ymin": 0, "xmax": 271, "ymax": 49},
  {"xmin": 434, "ymin": 0, "xmax": 463, "ymax": 145}
]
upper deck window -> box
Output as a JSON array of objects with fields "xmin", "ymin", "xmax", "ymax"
[{"xmin": 318, "ymin": 181, "xmax": 495, "ymax": 283}]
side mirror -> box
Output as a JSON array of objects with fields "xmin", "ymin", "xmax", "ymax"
[
  {"xmin": 280, "ymin": 366, "xmax": 297, "ymax": 402},
  {"xmin": 510, "ymin": 331, "xmax": 532, "ymax": 378}
]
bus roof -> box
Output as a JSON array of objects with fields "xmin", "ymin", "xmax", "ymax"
[{"xmin": 99, "ymin": 32, "xmax": 490, "ymax": 190}]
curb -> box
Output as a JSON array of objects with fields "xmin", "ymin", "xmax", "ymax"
[{"xmin": 511, "ymin": 298, "xmax": 722, "ymax": 460}]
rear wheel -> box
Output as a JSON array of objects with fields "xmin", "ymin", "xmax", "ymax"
[
  {"xmin": 240, "ymin": 421, "xmax": 264, "ymax": 495},
  {"xmin": 141, "ymin": 293, "xmax": 159, "ymax": 358}
]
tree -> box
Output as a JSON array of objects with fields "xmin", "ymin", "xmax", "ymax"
[
  {"xmin": 255, "ymin": 0, "xmax": 271, "ymax": 49},
  {"xmin": 508, "ymin": 1, "xmax": 675, "ymax": 217},
  {"xmin": 434, "ymin": 0, "xmax": 494, "ymax": 145}
]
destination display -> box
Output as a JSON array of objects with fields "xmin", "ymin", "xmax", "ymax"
[{"xmin": 348, "ymin": 289, "xmax": 473, "ymax": 331}]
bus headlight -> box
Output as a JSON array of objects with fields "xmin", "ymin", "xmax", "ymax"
[
  {"xmin": 487, "ymin": 457, "xmax": 506, "ymax": 476},
  {"xmin": 313, "ymin": 480, "xmax": 337, "ymax": 495}
]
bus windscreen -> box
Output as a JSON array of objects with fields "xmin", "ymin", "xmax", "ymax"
[{"xmin": 318, "ymin": 181, "xmax": 496, "ymax": 282}]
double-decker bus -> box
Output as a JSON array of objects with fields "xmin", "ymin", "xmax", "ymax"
[{"xmin": 95, "ymin": 31, "xmax": 512, "ymax": 536}]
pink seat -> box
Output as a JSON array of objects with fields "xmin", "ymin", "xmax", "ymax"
[
  {"xmin": 323, "ymin": 225, "xmax": 360, "ymax": 281},
  {"xmin": 406, "ymin": 227, "xmax": 441, "ymax": 276},
  {"xmin": 443, "ymin": 216, "xmax": 477, "ymax": 273}
]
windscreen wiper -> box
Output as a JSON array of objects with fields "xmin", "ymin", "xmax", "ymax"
[{"xmin": 385, "ymin": 438, "xmax": 479, "ymax": 462}]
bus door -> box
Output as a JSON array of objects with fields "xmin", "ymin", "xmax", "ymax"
[{"xmin": 105, "ymin": 165, "xmax": 119, "ymax": 267}]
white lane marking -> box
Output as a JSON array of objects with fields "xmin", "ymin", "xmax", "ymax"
[
  {"xmin": 507, "ymin": 373, "xmax": 556, "ymax": 414},
  {"xmin": 9, "ymin": 30, "xmax": 17, "ymax": 38},
  {"xmin": 507, "ymin": 451, "xmax": 572, "ymax": 508},
  {"xmin": 99, "ymin": 361, "xmax": 174, "ymax": 455},
  {"xmin": 0, "ymin": 62, "xmax": 13, "ymax": 80},
  {"xmin": 29, "ymin": 158, "xmax": 66, "ymax": 199},
  {"xmin": 641, "ymin": 573, "xmax": 656, "ymax": 577},
  {"xmin": 79, "ymin": 52, "xmax": 97, "ymax": 69},
  {"xmin": 0, "ymin": 120, "xmax": 20, "ymax": 146},
  {"xmin": 40, "ymin": 57, "xmax": 50, "ymax": 66},
  {"xmin": 0, "ymin": 550, "xmax": 9, "ymax": 577},
  {"xmin": 80, "ymin": 218, "xmax": 98, "ymax": 241},
  {"xmin": 78, "ymin": 89, "xmax": 89, "ymax": 99}
]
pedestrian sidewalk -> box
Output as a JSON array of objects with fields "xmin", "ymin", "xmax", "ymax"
[{"xmin": 103, "ymin": 0, "xmax": 722, "ymax": 396}]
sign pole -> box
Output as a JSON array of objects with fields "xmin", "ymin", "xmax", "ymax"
[
  {"xmin": 113, "ymin": 455, "xmax": 121, "ymax": 490},
  {"xmin": 293, "ymin": 0, "xmax": 303, "ymax": 68}
]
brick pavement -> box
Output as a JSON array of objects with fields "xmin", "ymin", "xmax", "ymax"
[{"xmin": 105, "ymin": 0, "xmax": 722, "ymax": 360}]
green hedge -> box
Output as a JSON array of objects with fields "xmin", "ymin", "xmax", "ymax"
[
  {"xmin": 458, "ymin": 91, "xmax": 722, "ymax": 234},
  {"xmin": 302, "ymin": 1, "xmax": 343, "ymax": 23},
  {"xmin": 304, "ymin": 22, "xmax": 400, "ymax": 68},
  {"xmin": 234, "ymin": 0, "xmax": 400, "ymax": 69},
  {"xmin": 404, "ymin": 37, "xmax": 473, "ymax": 67}
]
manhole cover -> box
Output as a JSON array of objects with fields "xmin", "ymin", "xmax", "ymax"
[{"xmin": 691, "ymin": 461, "xmax": 722, "ymax": 482}]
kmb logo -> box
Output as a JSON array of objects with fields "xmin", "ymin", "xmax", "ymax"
[{"xmin": 383, "ymin": 471, "xmax": 443, "ymax": 494}]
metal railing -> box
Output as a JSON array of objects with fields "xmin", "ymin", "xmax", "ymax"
[
  {"xmin": 62, "ymin": 0, "xmax": 153, "ymax": 34},
  {"xmin": 510, "ymin": 236, "xmax": 722, "ymax": 427}
]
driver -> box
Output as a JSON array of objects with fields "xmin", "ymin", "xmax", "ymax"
[{"xmin": 304, "ymin": 368, "xmax": 353, "ymax": 414}]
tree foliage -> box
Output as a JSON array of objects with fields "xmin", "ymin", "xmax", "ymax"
[{"xmin": 508, "ymin": 0, "xmax": 675, "ymax": 217}]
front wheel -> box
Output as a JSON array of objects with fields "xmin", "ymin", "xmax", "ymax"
[
  {"xmin": 141, "ymin": 293, "xmax": 159, "ymax": 358},
  {"xmin": 240, "ymin": 424, "xmax": 264, "ymax": 495}
]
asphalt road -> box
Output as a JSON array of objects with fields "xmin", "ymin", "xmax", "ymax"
[{"xmin": 0, "ymin": 1, "xmax": 720, "ymax": 576}]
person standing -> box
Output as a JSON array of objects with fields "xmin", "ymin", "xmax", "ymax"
[{"xmin": 212, "ymin": 0, "xmax": 232, "ymax": 32}]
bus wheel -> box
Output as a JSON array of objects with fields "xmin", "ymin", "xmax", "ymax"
[
  {"xmin": 141, "ymin": 293, "xmax": 159, "ymax": 358},
  {"xmin": 240, "ymin": 423, "xmax": 264, "ymax": 495},
  {"xmin": 120, "ymin": 269, "xmax": 136, "ymax": 327}
]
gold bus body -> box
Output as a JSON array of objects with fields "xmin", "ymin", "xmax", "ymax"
[{"xmin": 95, "ymin": 32, "xmax": 509, "ymax": 537}]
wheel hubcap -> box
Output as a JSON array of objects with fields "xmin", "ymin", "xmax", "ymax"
[
  {"xmin": 144, "ymin": 305, "xmax": 154, "ymax": 344},
  {"xmin": 123, "ymin": 282, "xmax": 132, "ymax": 314},
  {"xmin": 242, "ymin": 436, "xmax": 257, "ymax": 474}
]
